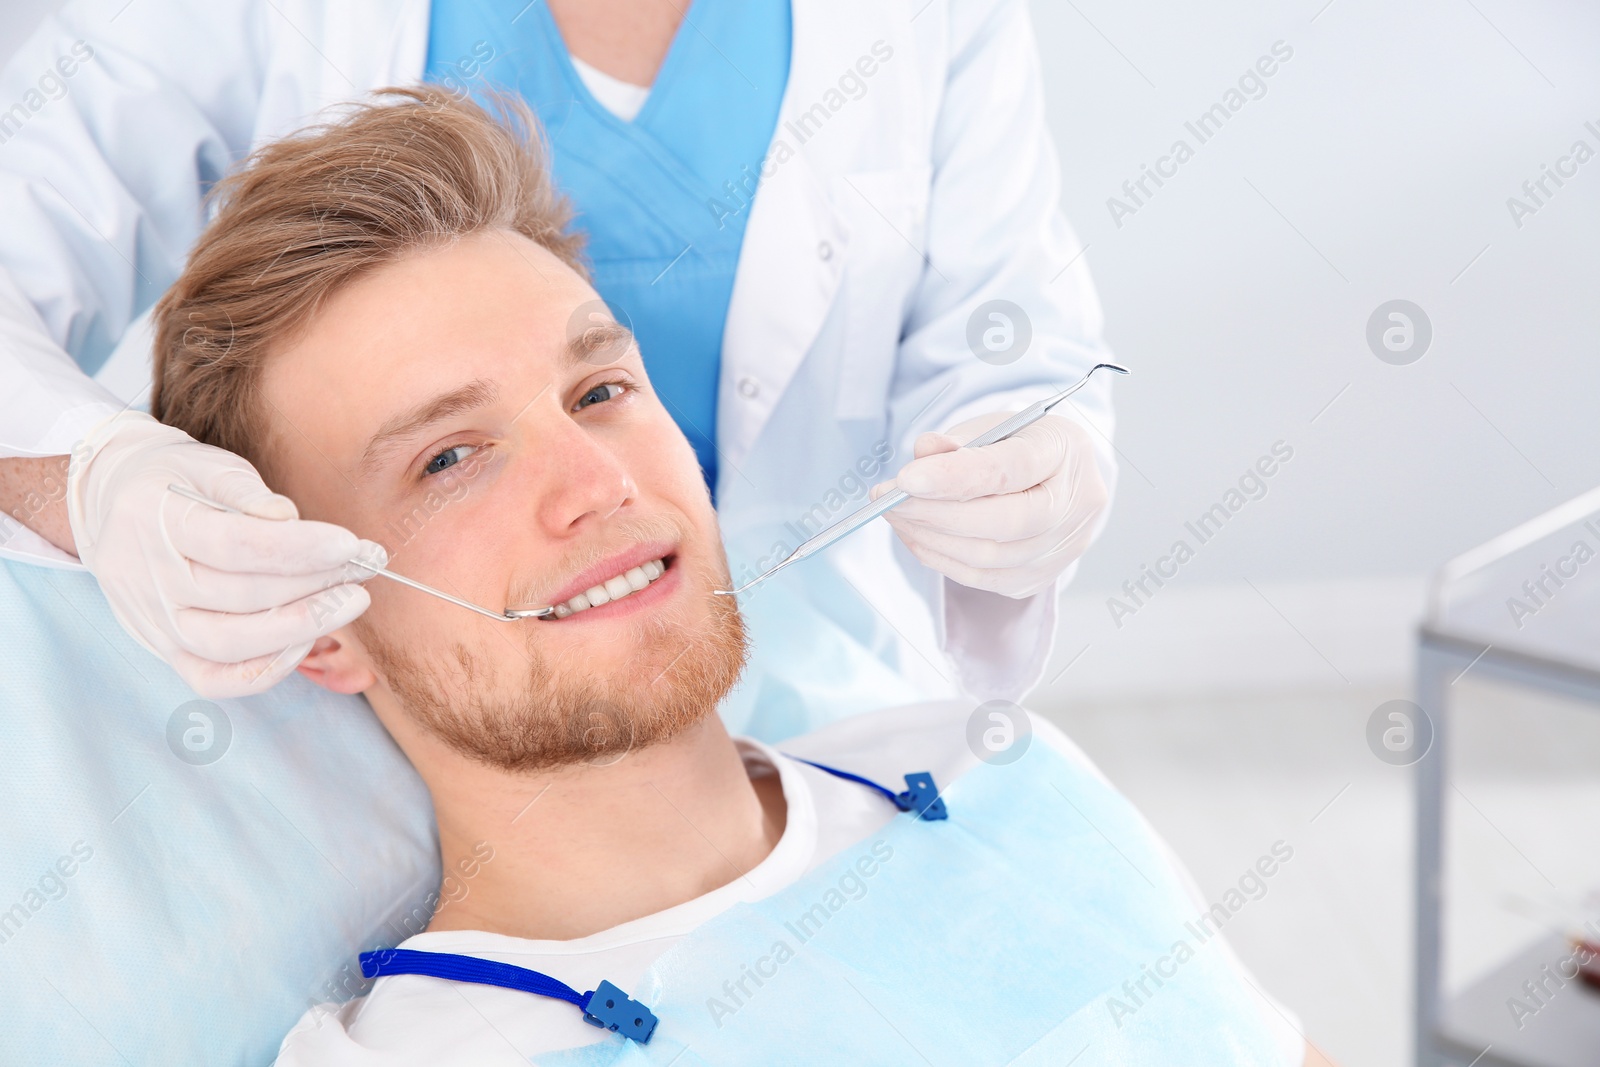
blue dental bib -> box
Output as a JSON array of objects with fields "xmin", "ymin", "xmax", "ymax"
[{"xmin": 538, "ymin": 741, "xmax": 1296, "ymax": 1066}]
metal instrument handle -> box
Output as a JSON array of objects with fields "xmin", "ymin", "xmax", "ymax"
[{"xmin": 164, "ymin": 484, "xmax": 551, "ymax": 621}]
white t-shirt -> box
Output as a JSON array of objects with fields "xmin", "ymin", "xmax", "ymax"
[
  {"xmin": 570, "ymin": 55, "xmax": 650, "ymax": 122},
  {"xmin": 275, "ymin": 702, "xmax": 1304, "ymax": 1065}
]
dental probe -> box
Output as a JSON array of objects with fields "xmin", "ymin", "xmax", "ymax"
[
  {"xmin": 714, "ymin": 361, "xmax": 1130, "ymax": 599},
  {"xmin": 165, "ymin": 484, "xmax": 556, "ymax": 621}
]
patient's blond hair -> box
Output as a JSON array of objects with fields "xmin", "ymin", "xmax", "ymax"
[{"xmin": 151, "ymin": 85, "xmax": 585, "ymax": 481}]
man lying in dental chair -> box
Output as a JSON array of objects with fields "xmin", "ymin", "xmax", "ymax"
[{"xmin": 145, "ymin": 86, "xmax": 1327, "ymax": 1066}]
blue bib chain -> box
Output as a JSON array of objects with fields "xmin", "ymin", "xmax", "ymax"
[
  {"xmin": 353, "ymin": 760, "xmax": 945, "ymax": 1046},
  {"xmin": 358, "ymin": 948, "xmax": 659, "ymax": 1043},
  {"xmin": 782, "ymin": 757, "xmax": 948, "ymax": 821}
]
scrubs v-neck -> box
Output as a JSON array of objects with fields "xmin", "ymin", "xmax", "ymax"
[{"xmin": 424, "ymin": 0, "xmax": 793, "ymax": 495}]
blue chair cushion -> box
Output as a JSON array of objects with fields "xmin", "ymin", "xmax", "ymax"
[{"xmin": 0, "ymin": 559, "xmax": 438, "ymax": 1065}]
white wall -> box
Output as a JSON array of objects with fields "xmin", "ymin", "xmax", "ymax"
[
  {"xmin": 0, "ymin": 0, "xmax": 60, "ymax": 63},
  {"xmin": 1034, "ymin": 0, "xmax": 1600, "ymax": 591},
  {"xmin": 1026, "ymin": 0, "xmax": 1600, "ymax": 697}
]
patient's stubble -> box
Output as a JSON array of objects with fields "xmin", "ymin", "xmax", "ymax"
[{"xmin": 354, "ymin": 533, "xmax": 748, "ymax": 773}]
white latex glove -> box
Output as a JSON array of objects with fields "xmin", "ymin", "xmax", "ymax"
[
  {"xmin": 872, "ymin": 411, "xmax": 1108, "ymax": 599},
  {"xmin": 67, "ymin": 411, "xmax": 386, "ymax": 698}
]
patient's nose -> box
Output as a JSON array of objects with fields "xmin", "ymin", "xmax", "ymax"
[{"xmin": 530, "ymin": 421, "xmax": 637, "ymax": 536}]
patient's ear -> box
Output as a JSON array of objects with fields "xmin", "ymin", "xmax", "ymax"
[{"xmin": 296, "ymin": 634, "xmax": 377, "ymax": 695}]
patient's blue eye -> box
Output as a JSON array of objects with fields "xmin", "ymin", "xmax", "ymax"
[
  {"xmin": 424, "ymin": 444, "xmax": 477, "ymax": 476},
  {"xmin": 577, "ymin": 382, "xmax": 626, "ymax": 410}
]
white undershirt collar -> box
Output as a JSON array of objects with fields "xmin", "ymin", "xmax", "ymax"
[
  {"xmin": 396, "ymin": 737, "xmax": 817, "ymax": 957},
  {"xmin": 569, "ymin": 54, "xmax": 651, "ymax": 122}
]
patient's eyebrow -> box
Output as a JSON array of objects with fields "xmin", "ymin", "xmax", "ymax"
[
  {"xmin": 568, "ymin": 321, "xmax": 636, "ymax": 365},
  {"xmin": 358, "ymin": 378, "xmax": 500, "ymax": 476}
]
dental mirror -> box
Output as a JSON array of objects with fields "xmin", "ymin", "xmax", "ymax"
[{"xmin": 714, "ymin": 361, "xmax": 1130, "ymax": 599}]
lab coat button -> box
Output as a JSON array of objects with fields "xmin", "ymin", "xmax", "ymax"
[
  {"xmin": 738, "ymin": 377, "xmax": 761, "ymax": 399},
  {"xmin": 817, "ymin": 240, "xmax": 833, "ymax": 261}
]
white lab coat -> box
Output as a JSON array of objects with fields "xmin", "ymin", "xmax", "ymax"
[{"xmin": 0, "ymin": 0, "xmax": 1116, "ymax": 718}]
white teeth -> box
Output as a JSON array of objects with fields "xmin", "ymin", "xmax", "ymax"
[{"xmin": 554, "ymin": 558, "xmax": 668, "ymax": 618}]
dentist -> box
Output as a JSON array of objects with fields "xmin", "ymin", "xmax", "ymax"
[{"xmin": 0, "ymin": 0, "xmax": 1117, "ymax": 729}]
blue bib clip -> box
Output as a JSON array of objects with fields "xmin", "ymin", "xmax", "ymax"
[
  {"xmin": 582, "ymin": 979, "xmax": 658, "ymax": 1042},
  {"xmin": 894, "ymin": 771, "xmax": 948, "ymax": 821},
  {"xmin": 784, "ymin": 757, "xmax": 948, "ymax": 821},
  {"xmin": 359, "ymin": 948, "xmax": 658, "ymax": 1044}
]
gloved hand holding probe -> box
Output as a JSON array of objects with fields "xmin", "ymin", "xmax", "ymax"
[
  {"xmin": 66, "ymin": 411, "xmax": 387, "ymax": 698},
  {"xmin": 873, "ymin": 411, "xmax": 1110, "ymax": 599}
]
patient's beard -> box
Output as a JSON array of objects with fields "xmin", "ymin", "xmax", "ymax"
[{"xmin": 357, "ymin": 552, "xmax": 749, "ymax": 773}]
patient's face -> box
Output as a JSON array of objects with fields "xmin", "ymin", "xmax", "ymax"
[{"xmin": 259, "ymin": 229, "xmax": 746, "ymax": 770}]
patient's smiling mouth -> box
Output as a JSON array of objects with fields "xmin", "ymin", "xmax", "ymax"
[
  {"xmin": 536, "ymin": 542, "xmax": 681, "ymax": 623},
  {"xmin": 550, "ymin": 556, "xmax": 670, "ymax": 618}
]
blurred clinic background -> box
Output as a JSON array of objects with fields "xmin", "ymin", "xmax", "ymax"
[
  {"xmin": 1023, "ymin": 4, "xmax": 1600, "ymax": 1066},
  {"xmin": 8, "ymin": 2, "xmax": 1600, "ymax": 1065}
]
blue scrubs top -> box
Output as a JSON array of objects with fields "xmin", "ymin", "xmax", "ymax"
[{"xmin": 424, "ymin": 0, "xmax": 792, "ymax": 495}]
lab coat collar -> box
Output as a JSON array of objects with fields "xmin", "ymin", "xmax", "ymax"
[
  {"xmin": 308, "ymin": 0, "xmax": 432, "ymax": 120},
  {"xmin": 717, "ymin": 0, "xmax": 915, "ymax": 472}
]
